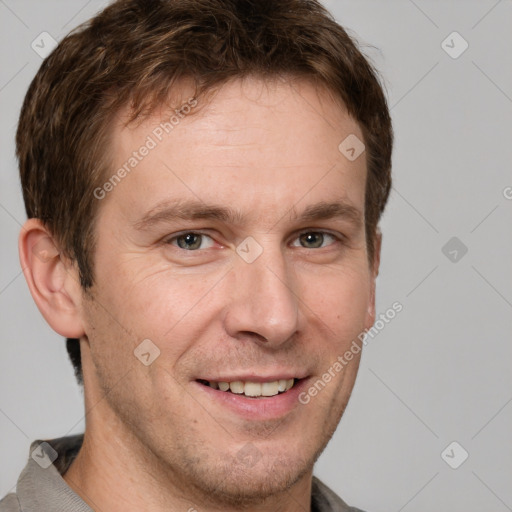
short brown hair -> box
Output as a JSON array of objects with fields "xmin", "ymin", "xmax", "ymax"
[{"xmin": 17, "ymin": 0, "xmax": 393, "ymax": 385}]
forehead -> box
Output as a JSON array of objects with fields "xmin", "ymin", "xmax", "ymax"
[{"xmin": 104, "ymin": 77, "xmax": 367, "ymax": 226}]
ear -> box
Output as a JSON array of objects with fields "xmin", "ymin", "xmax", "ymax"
[
  {"xmin": 364, "ymin": 229, "xmax": 382, "ymax": 330},
  {"xmin": 18, "ymin": 219, "xmax": 85, "ymax": 338}
]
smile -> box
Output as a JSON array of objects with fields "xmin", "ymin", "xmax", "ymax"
[{"xmin": 197, "ymin": 378, "xmax": 296, "ymax": 398}]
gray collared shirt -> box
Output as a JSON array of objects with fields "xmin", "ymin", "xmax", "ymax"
[{"xmin": 0, "ymin": 435, "xmax": 365, "ymax": 511}]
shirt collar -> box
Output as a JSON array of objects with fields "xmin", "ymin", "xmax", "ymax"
[{"xmin": 16, "ymin": 436, "xmax": 92, "ymax": 512}]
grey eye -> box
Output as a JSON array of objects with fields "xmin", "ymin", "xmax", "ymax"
[
  {"xmin": 173, "ymin": 233, "xmax": 214, "ymax": 250},
  {"xmin": 299, "ymin": 232, "xmax": 325, "ymax": 248}
]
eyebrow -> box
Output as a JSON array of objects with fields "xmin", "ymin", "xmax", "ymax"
[{"xmin": 133, "ymin": 199, "xmax": 363, "ymax": 231}]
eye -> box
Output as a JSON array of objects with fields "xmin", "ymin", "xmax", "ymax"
[
  {"xmin": 168, "ymin": 232, "xmax": 215, "ymax": 250},
  {"xmin": 292, "ymin": 231, "xmax": 337, "ymax": 249}
]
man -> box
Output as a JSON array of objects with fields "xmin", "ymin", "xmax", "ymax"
[{"xmin": 1, "ymin": 0, "xmax": 392, "ymax": 510}]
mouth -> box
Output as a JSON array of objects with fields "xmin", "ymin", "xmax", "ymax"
[
  {"xmin": 194, "ymin": 374, "xmax": 310, "ymax": 420},
  {"xmin": 196, "ymin": 378, "xmax": 298, "ymax": 398}
]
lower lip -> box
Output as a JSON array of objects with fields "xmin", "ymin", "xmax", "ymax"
[{"xmin": 193, "ymin": 379, "xmax": 309, "ymax": 421}]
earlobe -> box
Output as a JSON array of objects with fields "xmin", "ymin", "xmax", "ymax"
[{"xmin": 19, "ymin": 219, "xmax": 85, "ymax": 338}]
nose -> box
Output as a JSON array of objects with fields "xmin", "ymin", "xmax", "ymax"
[{"xmin": 223, "ymin": 244, "xmax": 300, "ymax": 347}]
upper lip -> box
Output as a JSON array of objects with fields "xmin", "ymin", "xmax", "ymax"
[{"xmin": 196, "ymin": 373, "xmax": 309, "ymax": 383}]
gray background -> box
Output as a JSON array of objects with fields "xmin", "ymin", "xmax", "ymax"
[{"xmin": 1, "ymin": 1, "xmax": 511, "ymax": 510}]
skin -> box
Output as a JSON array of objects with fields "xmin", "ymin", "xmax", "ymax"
[{"xmin": 20, "ymin": 77, "xmax": 381, "ymax": 512}]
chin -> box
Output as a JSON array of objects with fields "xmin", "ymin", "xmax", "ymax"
[{"xmin": 185, "ymin": 449, "xmax": 313, "ymax": 507}]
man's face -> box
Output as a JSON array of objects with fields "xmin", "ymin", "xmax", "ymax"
[{"xmin": 80, "ymin": 77, "xmax": 378, "ymax": 504}]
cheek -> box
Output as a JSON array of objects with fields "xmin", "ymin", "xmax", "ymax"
[
  {"xmin": 94, "ymin": 266, "xmax": 224, "ymax": 360},
  {"xmin": 88, "ymin": 248, "xmax": 373, "ymax": 367},
  {"xmin": 302, "ymin": 265, "xmax": 372, "ymax": 340}
]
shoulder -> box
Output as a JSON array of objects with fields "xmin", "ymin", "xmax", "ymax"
[
  {"xmin": 0, "ymin": 493, "xmax": 21, "ymax": 512},
  {"xmin": 0, "ymin": 435, "xmax": 88, "ymax": 512},
  {"xmin": 312, "ymin": 476, "xmax": 368, "ymax": 512}
]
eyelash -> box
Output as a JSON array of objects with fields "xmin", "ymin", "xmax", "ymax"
[{"xmin": 164, "ymin": 230, "xmax": 345, "ymax": 250}]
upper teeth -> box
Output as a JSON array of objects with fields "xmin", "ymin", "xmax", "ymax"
[{"xmin": 208, "ymin": 379, "xmax": 295, "ymax": 397}]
